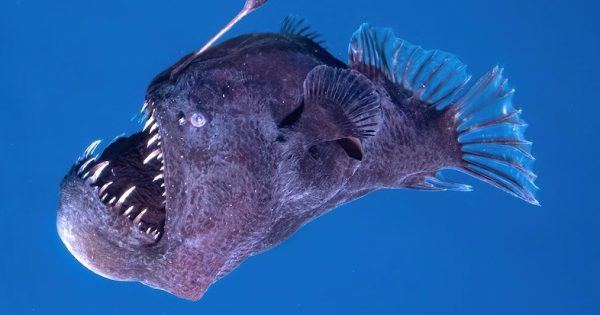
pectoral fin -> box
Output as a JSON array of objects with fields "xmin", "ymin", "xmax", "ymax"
[{"xmin": 299, "ymin": 65, "xmax": 382, "ymax": 144}]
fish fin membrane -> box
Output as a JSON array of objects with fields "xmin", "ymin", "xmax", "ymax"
[
  {"xmin": 450, "ymin": 67, "xmax": 539, "ymax": 205},
  {"xmin": 349, "ymin": 24, "xmax": 538, "ymax": 204},
  {"xmin": 281, "ymin": 15, "xmax": 325, "ymax": 45},
  {"xmin": 303, "ymin": 65, "xmax": 382, "ymax": 138},
  {"xmin": 405, "ymin": 171, "xmax": 473, "ymax": 192},
  {"xmin": 348, "ymin": 23, "xmax": 471, "ymax": 109}
]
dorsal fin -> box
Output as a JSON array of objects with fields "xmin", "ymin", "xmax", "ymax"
[
  {"xmin": 348, "ymin": 23, "xmax": 471, "ymax": 109},
  {"xmin": 281, "ymin": 15, "xmax": 325, "ymax": 45}
]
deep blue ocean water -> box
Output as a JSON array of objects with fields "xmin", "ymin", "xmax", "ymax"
[{"xmin": 1, "ymin": 0, "xmax": 598, "ymax": 314}]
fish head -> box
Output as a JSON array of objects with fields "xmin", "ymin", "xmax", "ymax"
[{"xmin": 57, "ymin": 59, "xmax": 281, "ymax": 300}]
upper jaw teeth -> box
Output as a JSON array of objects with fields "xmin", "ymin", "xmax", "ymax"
[
  {"xmin": 143, "ymin": 115, "xmax": 155, "ymax": 132},
  {"xmin": 147, "ymin": 134, "xmax": 160, "ymax": 147},
  {"xmin": 149, "ymin": 122, "xmax": 159, "ymax": 133},
  {"xmin": 143, "ymin": 108, "xmax": 165, "ymax": 170}
]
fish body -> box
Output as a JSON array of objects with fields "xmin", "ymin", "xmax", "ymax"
[{"xmin": 57, "ymin": 18, "xmax": 537, "ymax": 300}]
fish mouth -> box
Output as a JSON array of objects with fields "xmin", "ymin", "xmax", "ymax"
[{"xmin": 73, "ymin": 102, "xmax": 166, "ymax": 242}]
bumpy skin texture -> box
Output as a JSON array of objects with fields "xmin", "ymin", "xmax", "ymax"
[{"xmin": 57, "ymin": 33, "xmax": 459, "ymax": 300}]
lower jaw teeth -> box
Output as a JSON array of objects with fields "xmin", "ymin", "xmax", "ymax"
[
  {"xmin": 133, "ymin": 209, "xmax": 148, "ymax": 225},
  {"xmin": 75, "ymin": 110, "xmax": 166, "ymax": 241},
  {"xmin": 98, "ymin": 181, "xmax": 113, "ymax": 196},
  {"xmin": 78, "ymin": 158, "xmax": 96, "ymax": 176},
  {"xmin": 89, "ymin": 161, "xmax": 110, "ymax": 183},
  {"xmin": 115, "ymin": 186, "xmax": 136, "ymax": 209},
  {"xmin": 123, "ymin": 206, "xmax": 135, "ymax": 216}
]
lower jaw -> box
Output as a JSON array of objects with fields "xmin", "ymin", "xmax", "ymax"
[{"xmin": 75, "ymin": 127, "xmax": 167, "ymax": 241}]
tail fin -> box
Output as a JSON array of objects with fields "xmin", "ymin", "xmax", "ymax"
[
  {"xmin": 450, "ymin": 67, "xmax": 539, "ymax": 205},
  {"xmin": 347, "ymin": 24, "xmax": 538, "ymax": 205}
]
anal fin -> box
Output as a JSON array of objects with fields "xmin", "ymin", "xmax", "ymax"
[{"xmin": 405, "ymin": 171, "xmax": 473, "ymax": 192}]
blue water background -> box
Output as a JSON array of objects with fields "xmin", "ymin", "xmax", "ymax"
[{"xmin": 1, "ymin": 0, "xmax": 598, "ymax": 314}]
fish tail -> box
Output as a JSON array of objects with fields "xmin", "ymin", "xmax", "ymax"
[
  {"xmin": 446, "ymin": 67, "xmax": 539, "ymax": 205},
  {"xmin": 348, "ymin": 24, "xmax": 538, "ymax": 205}
]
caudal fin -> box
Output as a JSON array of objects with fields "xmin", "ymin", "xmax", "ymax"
[
  {"xmin": 347, "ymin": 24, "xmax": 538, "ymax": 205},
  {"xmin": 450, "ymin": 67, "xmax": 539, "ymax": 205}
]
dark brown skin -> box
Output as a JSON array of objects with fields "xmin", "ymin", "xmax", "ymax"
[{"xmin": 57, "ymin": 27, "xmax": 536, "ymax": 300}]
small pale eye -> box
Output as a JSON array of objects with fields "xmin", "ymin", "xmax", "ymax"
[
  {"xmin": 178, "ymin": 117, "xmax": 186, "ymax": 126},
  {"xmin": 190, "ymin": 112, "xmax": 207, "ymax": 128}
]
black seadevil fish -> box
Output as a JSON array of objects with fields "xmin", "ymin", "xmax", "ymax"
[{"xmin": 57, "ymin": 0, "xmax": 538, "ymax": 300}]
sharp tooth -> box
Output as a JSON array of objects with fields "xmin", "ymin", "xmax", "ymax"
[
  {"xmin": 89, "ymin": 161, "xmax": 110, "ymax": 183},
  {"xmin": 143, "ymin": 115, "xmax": 155, "ymax": 132},
  {"xmin": 153, "ymin": 174, "xmax": 164, "ymax": 182},
  {"xmin": 143, "ymin": 149, "xmax": 160, "ymax": 164},
  {"xmin": 154, "ymin": 231, "xmax": 161, "ymax": 240},
  {"xmin": 116, "ymin": 186, "xmax": 136, "ymax": 209},
  {"xmin": 133, "ymin": 208, "xmax": 148, "ymax": 225},
  {"xmin": 141, "ymin": 101, "xmax": 148, "ymax": 113},
  {"xmin": 157, "ymin": 153, "xmax": 163, "ymax": 160},
  {"xmin": 78, "ymin": 158, "xmax": 96, "ymax": 175},
  {"xmin": 123, "ymin": 205, "xmax": 135, "ymax": 216},
  {"xmin": 147, "ymin": 134, "xmax": 159, "ymax": 147},
  {"xmin": 101, "ymin": 194, "xmax": 108, "ymax": 202},
  {"xmin": 83, "ymin": 140, "xmax": 102, "ymax": 158},
  {"xmin": 149, "ymin": 122, "xmax": 159, "ymax": 133},
  {"xmin": 108, "ymin": 196, "xmax": 117, "ymax": 205},
  {"xmin": 162, "ymin": 191, "xmax": 166, "ymax": 197},
  {"xmin": 160, "ymin": 166, "xmax": 164, "ymax": 171},
  {"xmin": 160, "ymin": 183, "xmax": 165, "ymax": 188},
  {"xmin": 98, "ymin": 181, "xmax": 113, "ymax": 196}
]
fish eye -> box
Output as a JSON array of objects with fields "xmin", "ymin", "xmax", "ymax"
[{"xmin": 190, "ymin": 112, "xmax": 207, "ymax": 128}]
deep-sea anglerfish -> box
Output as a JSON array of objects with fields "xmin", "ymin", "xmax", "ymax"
[{"xmin": 57, "ymin": 0, "xmax": 538, "ymax": 300}]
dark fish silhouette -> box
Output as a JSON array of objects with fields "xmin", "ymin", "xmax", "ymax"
[{"xmin": 57, "ymin": 0, "xmax": 538, "ymax": 300}]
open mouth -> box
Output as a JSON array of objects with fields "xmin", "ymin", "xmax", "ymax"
[{"xmin": 73, "ymin": 102, "xmax": 166, "ymax": 242}]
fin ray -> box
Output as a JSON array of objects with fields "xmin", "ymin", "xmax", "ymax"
[
  {"xmin": 349, "ymin": 24, "xmax": 471, "ymax": 109},
  {"xmin": 347, "ymin": 23, "xmax": 538, "ymax": 204},
  {"xmin": 303, "ymin": 65, "xmax": 382, "ymax": 139},
  {"xmin": 281, "ymin": 15, "xmax": 325, "ymax": 45},
  {"xmin": 406, "ymin": 171, "xmax": 473, "ymax": 192},
  {"xmin": 452, "ymin": 67, "xmax": 539, "ymax": 205}
]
